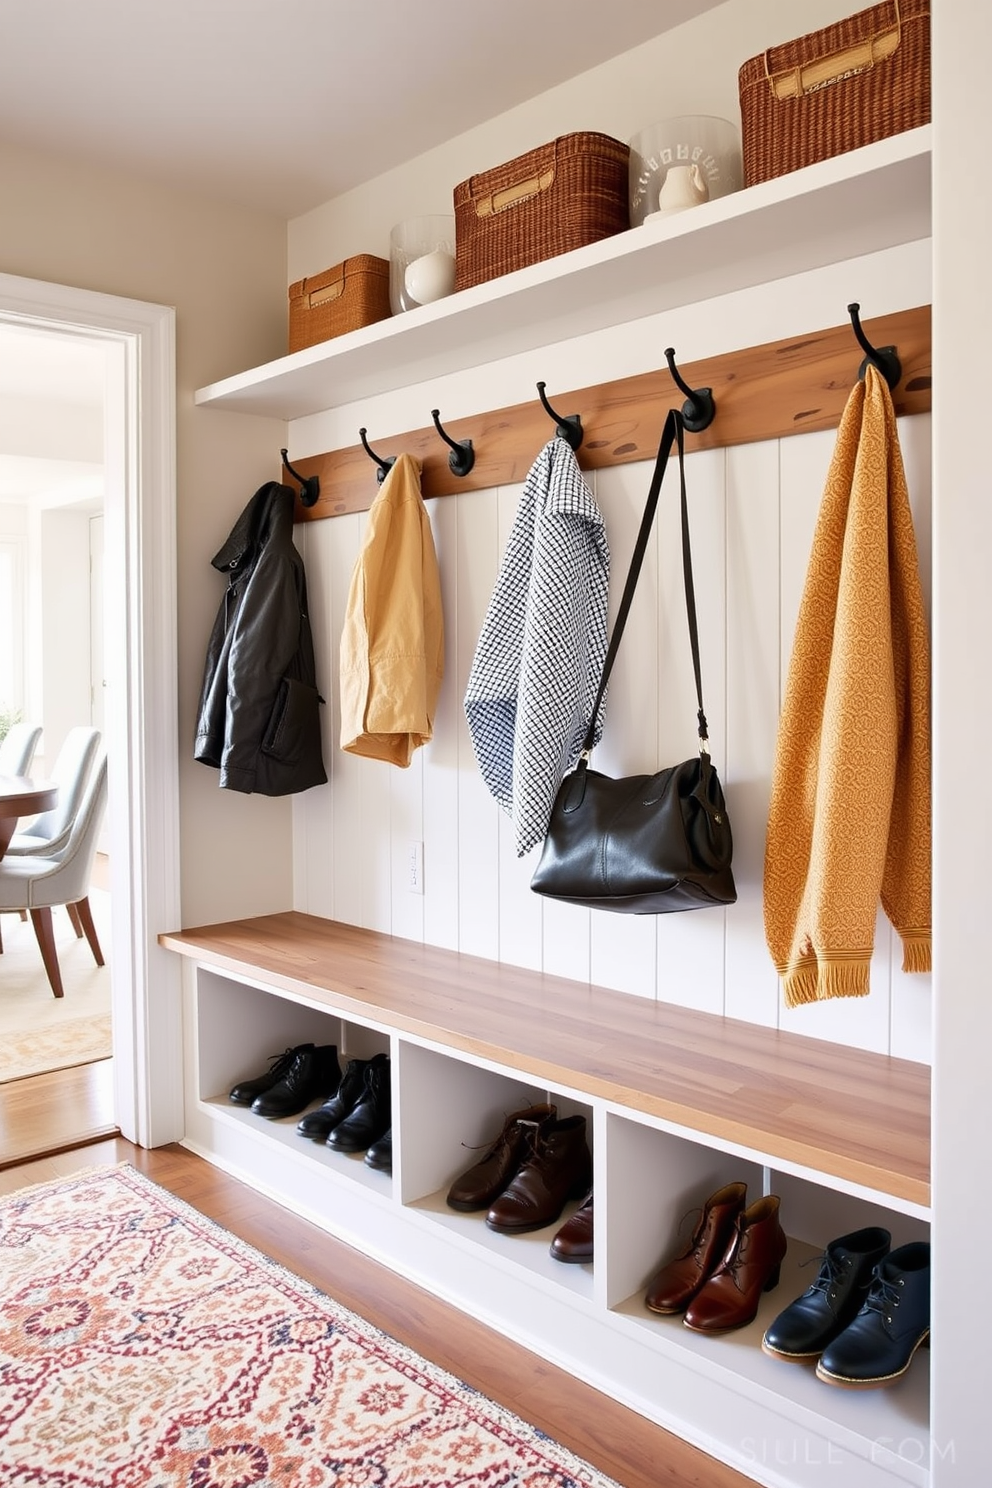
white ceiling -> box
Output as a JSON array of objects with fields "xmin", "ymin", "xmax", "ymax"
[
  {"xmin": 0, "ymin": 0, "xmax": 722, "ymax": 504},
  {"xmin": 0, "ymin": 0, "xmax": 721, "ymax": 218}
]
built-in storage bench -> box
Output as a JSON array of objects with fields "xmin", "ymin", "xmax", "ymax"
[{"xmin": 161, "ymin": 912, "xmax": 931, "ymax": 1488}]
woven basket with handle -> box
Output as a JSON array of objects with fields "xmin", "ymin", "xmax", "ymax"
[
  {"xmin": 738, "ymin": 0, "xmax": 930, "ymax": 188},
  {"xmin": 453, "ymin": 132, "xmax": 629, "ymax": 292},
  {"xmin": 287, "ymin": 255, "xmax": 391, "ymax": 354}
]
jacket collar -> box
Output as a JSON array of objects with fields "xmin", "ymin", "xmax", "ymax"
[{"xmin": 211, "ymin": 482, "xmax": 295, "ymax": 575}]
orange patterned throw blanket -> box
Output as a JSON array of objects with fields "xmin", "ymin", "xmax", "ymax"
[{"xmin": 764, "ymin": 365, "xmax": 932, "ymax": 1006}]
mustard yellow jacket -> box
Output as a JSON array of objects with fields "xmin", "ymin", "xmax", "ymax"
[{"xmin": 339, "ymin": 454, "xmax": 444, "ymax": 767}]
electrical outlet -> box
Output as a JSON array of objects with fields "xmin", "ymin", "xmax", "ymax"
[{"xmin": 408, "ymin": 840, "xmax": 424, "ymax": 895}]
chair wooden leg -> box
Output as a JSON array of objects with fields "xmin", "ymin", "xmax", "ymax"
[
  {"xmin": 28, "ymin": 907, "xmax": 65, "ymax": 998},
  {"xmin": 73, "ymin": 897, "xmax": 105, "ymax": 967},
  {"xmin": 66, "ymin": 902, "xmax": 84, "ymax": 938},
  {"xmin": 0, "ymin": 915, "xmax": 4, "ymax": 953}
]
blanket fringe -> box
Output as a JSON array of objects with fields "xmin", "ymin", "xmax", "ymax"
[
  {"xmin": 782, "ymin": 965, "xmax": 821, "ymax": 1007},
  {"xmin": 782, "ymin": 957, "xmax": 871, "ymax": 1007},
  {"xmin": 901, "ymin": 933, "xmax": 932, "ymax": 974}
]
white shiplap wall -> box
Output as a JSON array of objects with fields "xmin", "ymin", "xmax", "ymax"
[{"xmin": 292, "ymin": 246, "xmax": 932, "ymax": 1064}]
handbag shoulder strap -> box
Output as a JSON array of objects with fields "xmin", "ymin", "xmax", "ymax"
[{"xmin": 581, "ymin": 406, "xmax": 710, "ymax": 755}]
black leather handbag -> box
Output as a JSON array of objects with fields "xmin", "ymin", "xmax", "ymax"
[{"xmin": 531, "ymin": 408, "xmax": 736, "ymax": 914}]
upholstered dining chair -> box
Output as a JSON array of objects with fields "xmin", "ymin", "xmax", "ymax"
[
  {"xmin": 4, "ymin": 725, "xmax": 101, "ymax": 857},
  {"xmin": 0, "ymin": 722, "xmax": 42, "ymax": 777},
  {"xmin": 0, "ymin": 752, "xmax": 108, "ymax": 998}
]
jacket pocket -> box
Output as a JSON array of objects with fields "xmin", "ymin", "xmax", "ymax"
[{"xmin": 261, "ymin": 677, "xmax": 324, "ymax": 766}]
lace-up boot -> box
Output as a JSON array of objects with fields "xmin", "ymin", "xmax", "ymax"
[
  {"xmin": 816, "ymin": 1241, "xmax": 930, "ymax": 1388},
  {"xmin": 327, "ymin": 1055, "xmax": 391, "ymax": 1153},
  {"xmin": 250, "ymin": 1043, "xmax": 340, "ymax": 1119},
  {"xmin": 762, "ymin": 1226, "xmax": 890, "ymax": 1361},
  {"xmin": 550, "ymin": 1189, "xmax": 594, "ymax": 1263},
  {"xmin": 230, "ymin": 1045, "xmax": 311, "ymax": 1106},
  {"xmin": 645, "ymin": 1182, "xmax": 747, "ymax": 1314},
  {"xmin": 365, "ymin": 1128, "xmax": 392, "ymax": 1173},
  {"xmin": 485, "ymin": 1115, "xmax": 592, "ymax": 1234},
  {"xmin": 446, "ymin": 1104, "xmax": 557, "ymax": 1212},
  {"xmin": 296, "ymin": 1055, "xmax": 374, "ymax": 1140},
  {"xmin": 683, "ymin": 1194, "xmax": 788, "ymax": 1333}
]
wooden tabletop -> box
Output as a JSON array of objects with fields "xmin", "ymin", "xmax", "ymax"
[
  {"xmin": 161, "ymin": 912, "xmax": 931, "ymax": 1210},
  {"xmin": 0, "ymin": 775, "xmax": 57, "ymax": 858}
]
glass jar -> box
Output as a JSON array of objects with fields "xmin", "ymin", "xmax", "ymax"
[
  {"xmin": 628, "ymin": 117, "xmax": 742, "ymax": 227},
  {"xmin": 389, "ymin": 215, "xmax": 457, "ymax": 314}
]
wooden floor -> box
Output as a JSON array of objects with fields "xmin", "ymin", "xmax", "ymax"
[
  {"xmin": 0, "ymin": 1057, "xmax": 116, "ymax": 1167},
  {"xmin": 0, "ymin": 1063, "xmax": 752, "ymax": 1488}
]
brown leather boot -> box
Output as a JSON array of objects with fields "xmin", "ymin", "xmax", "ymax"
[
  {"xmin": 446, "ymin": 1104, "xmax": 557, "ymax": 1211},
  {"xmin": 550, "ymin": 1189, "xmax": 594, "ymax": 1263},
  {"xmin": 645, "ymin": 1181, "xmax": 747, "ymax": 1314},
  {"xmin": 486, "ymin": 1115, "xmax": 592, "ymax": 1234},
  {"xmin": 683, "ymin": 1194, "xmax": 788, "ymax": 1333}
]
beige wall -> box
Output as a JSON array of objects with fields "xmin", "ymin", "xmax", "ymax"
[
  {"xmin": 0, "ymin": 139, "xmax": 294, "ymax": 924},
  {"xmin": 289, "ymin": 0, "xmax": 854, "ymax": 277}
]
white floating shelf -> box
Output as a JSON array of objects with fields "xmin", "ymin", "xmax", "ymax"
[{"xmin": 194, "ymin": 128, "xmax": 931, "ymax": 421}]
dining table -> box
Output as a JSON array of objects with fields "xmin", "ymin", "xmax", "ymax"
[{"xmin": 0, "ymin": 775, "xmax": 58, "ymax": 859}]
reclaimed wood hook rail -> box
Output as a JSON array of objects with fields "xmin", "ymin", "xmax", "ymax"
[{"xmin": 287, "ymin": 304, "xmax": 931, "ymax": 522}]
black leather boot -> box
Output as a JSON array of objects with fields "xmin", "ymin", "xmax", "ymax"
[
  {"xmin": 816, "ymin": 1241, "xmax": 930, "ymax": 1388},
  {"xmin": 296, "ymin": 1055, "xmax": 372, "ymax": 1140},
  {"xmin": 327, "ymin": 1055, "xmax": 391, "ymax": 1152},
  {"xmin": 250, "ymin": 1044, "xmax": 339, "ymax": 1119},
  {"xmin": 230, "ymin": 1045, "xmax": 309, "ymax": 1105},
  {"xmin": 365, "ymin": 1128, "xmax": 392, "ymax": 1173},
  {"xmin": 762, "ymin": 1226, "xmax": 891, "ymax": 1361}
]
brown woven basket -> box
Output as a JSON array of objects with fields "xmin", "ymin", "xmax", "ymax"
[
  {"xmin": 453, "ymin": 132, "xmax": 630, "ymax": 292},
  {"xmin": 288, "ymin": 255, "xmax": 391, "ymax": 353},
  {"xmin": 738, "ymin": 0, "xmax": 930, "ymax": 188}
]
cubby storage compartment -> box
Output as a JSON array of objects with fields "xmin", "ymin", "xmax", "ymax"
[
  {"xmin": 601, "ymin": 1112, "xmax": 767, "ymax": 1313},
  {"xmin": 397, "ymin": 1041, "xmax": 594, "ymax": 1299},
  {"xmin": 164, "ymin": 914, "xmax": 933, "ymax": 1488},
  {"xmin": 190, "ymin": 967, "xmax": 392, "ymax": 1197},
  {"xmin": 604, "ymin": 1110, "xmax": 931, "ymax": 1487}
]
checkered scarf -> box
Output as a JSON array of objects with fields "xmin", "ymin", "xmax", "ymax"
[{"xmin": 464, "ymin": 437, "xmax": 610, "ymax": 856}]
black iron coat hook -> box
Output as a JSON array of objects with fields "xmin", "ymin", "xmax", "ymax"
[
  {"xmin": 664, "ymin": 348, "xmax": 715, "ymax": 433},
  {"xmin": 359, "ymin": 427, "xmax": 397, "ymax": 485},
  {"xmin": 280, "ymin": 449, "xmax": 320, "ymax": 507},
  {"xmin": 848, "ymin": 303, "xmax": 902, "ymax": 390},
  {"xmin": 536, "ymin": 381, "xmax": 583, "ymax": 450},
  {"xmin": 431, "ymin": 408, "xmax": 475, "ymax": 477}
]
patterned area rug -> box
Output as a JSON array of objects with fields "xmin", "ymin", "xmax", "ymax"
[{"xmin": 0, "ymin": 1165, "xmax": 621, "ymax": 1488}]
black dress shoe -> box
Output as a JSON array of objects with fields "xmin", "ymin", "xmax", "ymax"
[
  {"xmin": 816, "ymin": 1241, "xmax": 930, "ymax": 1388},
  {"xmin": 250, "ymin": 1044, "xmax": 339, "ymax": 1119},
  {"xmin": 327, "ymin": 1056, "xmax": 391, "ymax": 1153},
  {"xmin": 762, "ymin": 1226, "xmax": 891, "ymax": 1361},
  {"xmin": 296, "ymin": 1056, "xmax": 373, "ymax": 1140},
  {"xmin": 365, "ymin": 1128, "xmax": 392, "ymax": 1172},
  {"xmin": 230, "ymin": 1046, "xmax": 307, "ymax": 1105}
]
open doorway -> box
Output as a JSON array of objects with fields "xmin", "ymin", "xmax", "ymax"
[
  {"xmin": 0, "ymin": 271, "xmax": 182, "ymax": 1153},
  {"xmin": 0, "ymin": 323, "xmax": 112, "ymax": 1091}
]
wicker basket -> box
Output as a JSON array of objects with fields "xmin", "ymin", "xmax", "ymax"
[
  {"xmin": 287, "ymin": 255, "xmax": 391, "ymax": 353},
  {"xmin": 453, "ymin": 132, "xmax": 630, "ymax": 292},
  {"xmin": 738, "ymin": 0, "xmax": 930, "ymax": 188}
]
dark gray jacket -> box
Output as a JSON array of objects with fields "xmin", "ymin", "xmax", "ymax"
[{"xmin": 194, "ymin": 482, "xmax": 327, "ymax": 796}]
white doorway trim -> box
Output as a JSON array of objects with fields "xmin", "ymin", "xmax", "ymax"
[{"xmin": 0, "ymin": 271, "xmax": 182, "ymax": 1148}]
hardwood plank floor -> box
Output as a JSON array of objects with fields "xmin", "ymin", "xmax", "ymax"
[
  {"xmin": 0, "ymin": 1065, "xmax": 752, "ymax": 1488},
  {"xmin": 0, "ymin": 1057, "xmax": 117, "ymax": 1167}
]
